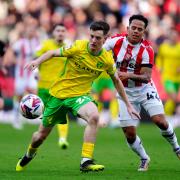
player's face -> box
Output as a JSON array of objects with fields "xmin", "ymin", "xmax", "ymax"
[
  {"xmin": 127, "ymin": 19, "xmax": 146, "ymax": 44},
  {"xmin": 53, "ymin": 26, "xmax": 66, "ymax": 42},
  {"xmin": 89, "ymin": 30, "xmax": 106, "ymax": 52}
]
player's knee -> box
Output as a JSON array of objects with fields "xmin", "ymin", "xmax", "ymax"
[
  {"xmin": 152, "ymin": 114, "xmax": 168, "ymax": 130},
  {"xmin": 123, "ymin": 127, "xmax": 136, "ymax": 143},
  {"xmin": 126, "ymin": 133, "xmax": 136, "ymax": 144},
  {"xmin": 89, "ymin": 113, "xmax": 99, "ymax": 125}
]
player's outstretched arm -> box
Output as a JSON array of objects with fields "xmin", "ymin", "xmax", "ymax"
[
  {"xmin": 24, "ymin": 49, "xmax": 60, "ymax": 71},
  {"xmin": 111, "ymin": 72, "xmax": 140, "ymax": 119}
]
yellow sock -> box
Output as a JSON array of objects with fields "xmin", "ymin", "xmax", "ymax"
[
  {"xmin": 57, "ymin": 123, "xmax": 69, "ymax": 140},
  {"xmin": 57, "ymin": 114, "xmax": 69, "ymax": 140},
  {"xmin": 81, "ymin": 143, "xmax": 94, "ymax": 158},
  {"xmin": 97, "ymin": 101, "xmax": 103, "ymax": 112},
  {"xmin": 164, "ymin": 99, "xmax": 176, "ymax": 115},
  {"xmin": 110, "ymin": 99, "xmax": 119, "ymax": 120},
  {"xmin": 27, "ymin": 144, "xmax": 38, "ymax": 157}
]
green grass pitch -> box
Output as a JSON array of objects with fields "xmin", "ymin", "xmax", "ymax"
[{"xmin": 0, "ymin": 121, "xmax": 180, "ymax": 180}]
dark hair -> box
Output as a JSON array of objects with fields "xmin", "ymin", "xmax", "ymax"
[
  {"xmin": 52, "ymin": 23, "xmax": 66, "ymax": 31},
  {"xmin": 129, "ymin": 14, "xmax": 148, "ymax": 28},
  {"xmin": 90, "ymin": 21, "xmax": 110, "ymax": 35}
]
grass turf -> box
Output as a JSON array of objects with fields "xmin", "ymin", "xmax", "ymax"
[{"xmin": 0, "ymin": 121, "xmax": 180, "ymax": 180}]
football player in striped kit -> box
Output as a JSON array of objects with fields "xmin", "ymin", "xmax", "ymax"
[{"xmin": 103, "ymin": 14, "xmax": 180, "ymax": 171}]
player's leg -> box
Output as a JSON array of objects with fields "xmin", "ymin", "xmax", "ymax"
[
  {"xmin": 98, "ymin": 101, "xmax": 111, "ymax": 128},
  {"xmin": 57, "ymin": 115, "xmax": 69, "ymax": 149},
  {"xmin": 109, "ymin": 98, "xmax": 120, "ymax": 128},
  {"xmin": 97, "ymin": 77, "xmax": 115, "ymax": 128},
  {"xmin": 164, "ymin": 81, "xmax": 178, "ymax": 115},
  {"xmin": 142, "ymin": 84, "xmax": 180, "ymax": 159},
  {"xmin": 122, "ymin": 126, "xmax": 150, "ymax": 171},
  {"xmin": 151, "ymin": 114, "xmax": 180, "ymax": 158},
  {"xmin": 16, "ymin": 124, "xmax": 53, "ymax": 171},
  {"xmin": 75, "ymin": 96, "xmax": 104, "ymax": 172},
  {"xmin": 16, "ymin": 96, "xmax": 66, "ymax": 171},
  {"xmin": 38, "ymin": 88, "xmax": 69, "ymax": 148},
  {"xmin": 118, "ymin": 98, "xmax": 150, "ymax": 171}
]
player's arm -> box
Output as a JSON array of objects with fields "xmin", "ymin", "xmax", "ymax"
[
  {"xmin": 3, "ymin": 47, "xmax": 16, "ymax": 66},
  {"xmin": 110, "ymin": 72, "xmax": 140, "ymax": 119},
  {"xmin": 2, "ymin": 47, "xmax": 16, "ymax": 75},
  {"xmin": 25, "ymin": 49, "xmax": 61, "ymax": 71},
  {"xmin": 131, "ymin": 66, "xmax": 152, "ymax": 83},
  {"xmin": 118, "ymin": 66, "xmax": 152, "ymax": 83},
  {"xmin": 119, "ymin": 45, "xmax": 154, "ymax": 83},
  {"xmin": 25, "ymin": 41, "xmax": 78, "ymax": 71}
]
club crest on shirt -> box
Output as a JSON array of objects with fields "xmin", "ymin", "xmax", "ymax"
[{"xmin": 96, "ymin": 61, "xmax": 104, "ymax": 69}]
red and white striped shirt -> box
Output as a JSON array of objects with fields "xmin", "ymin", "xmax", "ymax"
[
  {"xmin": 103, "ymin": 34, "xmax": 154, "ymax": 88},
  {"xmin": 12, "ymin": 38, "xmax": 40, "ymax": 78}
]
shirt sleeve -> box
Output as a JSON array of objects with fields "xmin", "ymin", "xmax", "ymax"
[
  {"xmin": 103, "ymin": 38, "xmax": 113, "ymax": 51},
  {"xmin": 106, "ymin": 53, "xmax": 117, "ymax": 76},
  {"xmin": 141, "ymin": 46, "xmax": 154, "ymax": 67}
]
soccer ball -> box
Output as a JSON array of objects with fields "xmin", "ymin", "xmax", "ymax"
[{"xmin": 20, "ymin": 94, "xmax": 44, "ymax": 119}]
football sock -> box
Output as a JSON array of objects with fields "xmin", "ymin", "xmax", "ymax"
[
  {"xmin": 57, "ymin": 123, "xmax": 68, "ymax": 140},
  {"xmin": 161, "ymin": 123, "xmax": 179, "ymax": 150},
  {"xmin": 81, "ymin": 142, "xmax": 94, "ymax": 159},
  {"xmin": 110, "ymin": 98, "xmax": 119, "ymax": 120},
  {"xmin": 127, "ymin": 136, "xmax": 149, "ymax": 159},
  {"xmin": 81, "ymin": 157, "xmax": 91, "ymax": 164},
  {"xmin": 26, "ymin": 144, "xmax": 38, "ymax": 158}
]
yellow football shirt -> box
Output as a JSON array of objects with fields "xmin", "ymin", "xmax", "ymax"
[
  {"xmin": 49, "ymin": 40, "xmax": 116, "ymax": 99},
  {"xmin": 35, "ymin": 39, "xmax": 67, "ymax": 89},
  {"xmin": 156, "ymin": 42, "xmax": 180, "ymax": 82}
]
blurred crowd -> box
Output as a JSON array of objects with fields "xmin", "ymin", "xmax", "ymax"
[
  {"xmin": 0, "ymin": 0, "xmax": 179, "ymax": 44},
  {"xmin": 0, "ymin": 0, "xmax": 179, "ymax": 128}
]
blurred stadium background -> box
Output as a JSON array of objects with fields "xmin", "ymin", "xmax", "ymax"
[{"xmin": 0, "ymin": 0, "xmax": 180, "ymax": 179}]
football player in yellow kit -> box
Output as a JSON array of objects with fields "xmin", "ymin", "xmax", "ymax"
[
  {"xmin": 35, "ymin": 23, "xmax": 69, "ymax": 149},
  {"xmin": 16, "ymin": 21, "xmax": 139, "ymax": 172},
  {"xmin": 156, "ymin": 29, "xmax": 180, "ymax": 115}
]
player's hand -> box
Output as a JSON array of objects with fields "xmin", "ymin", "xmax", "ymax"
[
  {"xmin": 98, "ymin": 118, "xmax": 109, "ymax": 128},
  {"xmin": 127, "ymin": 104, "xmax": 140, "ymax": 120},
  {"xmin": 118, "ymin": 71, "xmax": 130, "ymax": 81},
  {"xmin": 24, "ymin": 61, "xmax": 39, "ymax": 71}
]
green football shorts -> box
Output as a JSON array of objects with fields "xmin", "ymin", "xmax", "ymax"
[
  {"xmin": 38, "ymin": 88, "xmax": 51, "ymax": 106},
  {"xmin": 164, "ymin": 80, "xmax": 180, "ymax": 93},
  {"xmin": 42, "ymin": 95, "xmax": 96, "ymax": 127}
]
